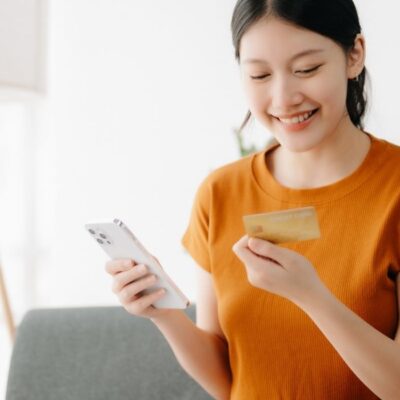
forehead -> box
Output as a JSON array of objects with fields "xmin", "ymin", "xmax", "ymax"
[{"xmin": 239, "ymin": 17, "xmax": 336, "ymax": 63}]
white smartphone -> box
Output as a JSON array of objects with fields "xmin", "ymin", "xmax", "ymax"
[{"xmin": 85, "ymin": 218, "xmax": 190, "ymax": 309}]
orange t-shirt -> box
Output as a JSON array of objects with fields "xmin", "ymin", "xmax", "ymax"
[{"xmin": 181, "ymin": 132, "xmax": 400, "ymax": 399}]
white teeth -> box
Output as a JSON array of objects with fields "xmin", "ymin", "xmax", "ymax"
[{"xmin": 279, "ymin": 111, "xmax": 314, "ymax": 124}]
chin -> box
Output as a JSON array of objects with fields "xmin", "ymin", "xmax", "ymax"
[{"xmin": 275, "ymin": 134, "xmax": 320, "ymax": 153}]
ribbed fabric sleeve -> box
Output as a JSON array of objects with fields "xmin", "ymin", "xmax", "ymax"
[{"xmin": 181, "ymin": 176, "xmax": 212, "ymax": 273}]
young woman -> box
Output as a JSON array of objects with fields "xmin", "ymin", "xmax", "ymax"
[{"xmin": 105, "ymin": 1, "xmax": 400, "ymax": 399}]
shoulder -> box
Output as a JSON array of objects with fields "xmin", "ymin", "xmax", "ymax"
[
  {"xmin": 368, "ymin": 134, "xmax": 400, "ymax": 182},
  {"xmin": 374, "ymin": 134, "xmax": 400, "ymax": 160},
  {"xmin": 200, "ymin": 151, "xmax": 258, "ymax": 192},
  {"xmin": 379, "ymin": 136, "xmax": 400, "ymax": 155},
  {"xmin": 377, "ymin": 136, "xmax": 400, "ymax": 179},
  {"xmin": 189, "ymin": 151, "xmax": 260, "ymax": 212},
  {"xmin": 369, "ymin": 137, "xmax": 400, "ymax": 215}
]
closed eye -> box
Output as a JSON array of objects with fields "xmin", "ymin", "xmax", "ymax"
[
  {"xmin": 250, "ymin": 73, "xmax": 270, "ymax": 81},
  {"xmin": 250, "ymin": 65, "xmax": 322, "ymax": 80},
  {"xmin": 296, "ymin": 65, "xmax": 322, "ymax": 75}
]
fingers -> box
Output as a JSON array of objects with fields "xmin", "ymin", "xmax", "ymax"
[
  {"xmin": 117, "ymin": 272, "xmax": 158, "ymax": 303},
  {"xmin": 232, "ymin": 235, "xmax": 261, "ymax": 263},
  {"xmin": 111, "ymin": 264, "xmax": 149, "ymax": 293},
  {"xmin": 118, "ymin": 274, "xmax": 166, "ymax": 316},
  {"xmin": 105, "ymin": 259, "xmax": 136, "ymax": 275},
  {"xmin": 126, "ymin": 288, "xmax": 166, "ymax": 315},
  {"xmin": 231, "ymin": 234, "xmax": 249, "ymax": 256},
  {"xmin": 248, "ymin": 237, "xmax": 279, "ymax": 260},
  {"xmin": 234, "ymin": 241, "xmax": 279, "ymax": 269},
  {"xmin": 248, "ymin": 238, "xmax": 296, "ymax": 266},
  {"xmin": 105, "ymin": 258, "xmax": 168, "ymax": 318},
  {"xmin": 232, "ymin": 235, "xmax": 285, "ymax": 273},
  {"xmin": 233, "ymin": 235, "xmax": 293, "ymax": 266}
]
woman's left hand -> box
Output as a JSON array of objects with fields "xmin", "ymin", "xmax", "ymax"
[{"xmin": 232, "ymin": 235, "xmax": 327, "ymax": 307}]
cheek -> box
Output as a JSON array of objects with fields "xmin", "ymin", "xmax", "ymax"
[
  {"xmin": 242, "ymin": 85, "xmax": 269, "ymax": 120},
  {"xmin": 240, "ymin": 75, "xmax": 266, "ymax": 107},
  {"xmin": 242, "ymin": 82, "xmax": 263, "ymax": 107},
  {"xmin": 314, "ymin": 75, "xmax": 348, "ymax": 115}
]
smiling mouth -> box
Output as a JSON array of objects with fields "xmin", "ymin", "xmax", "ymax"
[{"xmin": 273, "ymin": 108, "xmax": 319, "ymax": 124}]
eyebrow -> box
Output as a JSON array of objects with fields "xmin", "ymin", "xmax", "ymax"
[{"xmin": 242, "ymin": 49, "xmax": 325, "ymax": 65}]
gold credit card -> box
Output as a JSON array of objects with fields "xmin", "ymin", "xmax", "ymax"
[{"xmin": 243, "ymin": 206, "xmax": 321, "ymax": 243}]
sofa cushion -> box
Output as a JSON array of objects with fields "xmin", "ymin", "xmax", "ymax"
[{"xmin": 6, "ymin": 305, "xmax": 212, "ymax": 400}]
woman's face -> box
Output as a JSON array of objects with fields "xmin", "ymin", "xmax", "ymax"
[{"xmin": 239, "ymin": 16, "xmax": 363, "ymax": 152}]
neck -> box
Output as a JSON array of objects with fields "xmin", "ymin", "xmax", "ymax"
[{"xmin": 268, "ymin": 120, "xmax": 371, "ymax": 189}]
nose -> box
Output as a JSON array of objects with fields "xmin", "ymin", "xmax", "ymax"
[{"xmin": 270, "ymin": 74, "xmax": 303, "ymax": 112}]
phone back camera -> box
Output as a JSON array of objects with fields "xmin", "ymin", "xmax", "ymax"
[{"xmin": 89, "ymin": 228, "xmax": 112, "ymax": 245}]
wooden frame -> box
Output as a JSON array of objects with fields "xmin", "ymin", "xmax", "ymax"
[{"xmin": 0, "ymin": 263, "xmax": 15, "ymax": 342}]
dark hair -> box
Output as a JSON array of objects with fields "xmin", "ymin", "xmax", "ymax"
[{"xmin": 231, "ymin": 0, "xmax": 369, "ymax": 134}]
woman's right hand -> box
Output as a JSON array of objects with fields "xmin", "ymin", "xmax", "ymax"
[{"xmin": 105, "ymin": 258, "xmax": 172, "ymax": 319}]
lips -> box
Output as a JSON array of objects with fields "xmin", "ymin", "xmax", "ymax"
[
  {"xmin": 274, "ymin": 108, "xmax": 319, "ymax": 122},
  {"xmin": 274, "ymin": 108, "xmax": 320, "ymax": 132}
]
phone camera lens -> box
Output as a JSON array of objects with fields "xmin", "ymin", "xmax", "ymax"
[
  {"xmin": 100, "ymin": 233, "xmax": 107, "ymax": 239},
  {"xmin": 97, "ymin": 238, "xmax": 104, "ymax": 244},
  {"xmin": 89, "ymin": 229, "xmax": 95, "ymax": 235}
]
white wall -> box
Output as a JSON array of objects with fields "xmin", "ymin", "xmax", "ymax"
[
  {"xmin": 354, "ymin": 1, "xmax": 400, "ymax": 135},
  {"xmin": 0, "ymin": 0, "xmax": 46, "ymax": 93},
  {"xmin": 23, "ymin": 0, "xmax": 248, "ymax": 311}
]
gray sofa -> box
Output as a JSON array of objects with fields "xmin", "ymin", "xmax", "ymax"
[{"xmin": 6, "ymin": 305, "xmax": 213, "ymax": 400}]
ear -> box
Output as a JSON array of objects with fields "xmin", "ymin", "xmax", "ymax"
[{"xmin": 347, "ymin": 33, "xmax": 366, "ymax": 80}]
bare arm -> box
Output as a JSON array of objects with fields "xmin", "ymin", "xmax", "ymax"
[
  {"xmin": 298, "ymin": 279, "xmax": 400, "ymax": 400},
  {"xmin": 105, "ymin": 258, "xmax": 231, "ymax": 399},
  {"xmin": 151, "ymin": 266, "xmax": 231, "ymax": 400}
]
